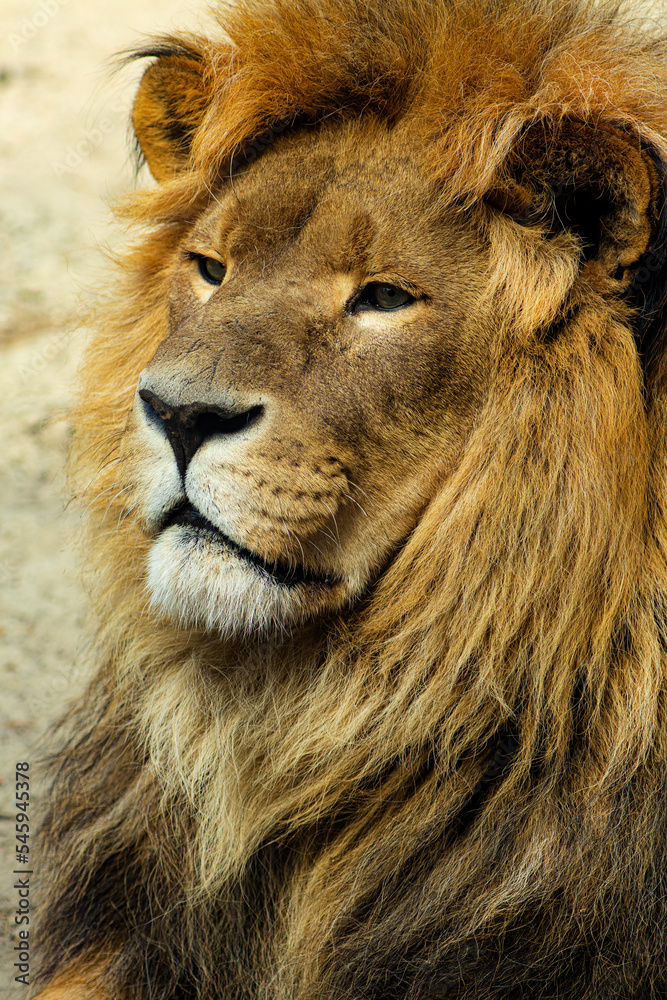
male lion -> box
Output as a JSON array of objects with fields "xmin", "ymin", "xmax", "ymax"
[{"xmin": 35, "ymin": 1, "xmax": 667, "ymax": 997}]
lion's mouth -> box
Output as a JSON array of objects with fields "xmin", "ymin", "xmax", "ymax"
[{"xmin": 161, "ymin": 502, "xmax": 340, "ymax": 589}]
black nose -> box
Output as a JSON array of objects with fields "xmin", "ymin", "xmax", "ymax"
[{"xmin": 139, "ymin": 388, "xmax": 264, "ymax": 479}]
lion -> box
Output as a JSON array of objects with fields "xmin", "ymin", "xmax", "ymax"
[{"xmin": 33, "ymin": 0, "xmax": 667, "ymax": 997}]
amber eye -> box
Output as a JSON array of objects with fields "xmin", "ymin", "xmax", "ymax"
[
  {"xmin": 358, "ymin": 283, "xmax": 414, "ymax": 311},
  {"xmin": 197, "ymin": 256, "xmax": 226, "ymax": 285}
]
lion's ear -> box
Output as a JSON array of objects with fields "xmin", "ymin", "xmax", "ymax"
[
  {"xmin": 131, "ymin": 43, "xmax": 211, "ymax": 182},
  {"xmin": 488, "ymin": 120, "xmax": 667, "ymax": 372}
]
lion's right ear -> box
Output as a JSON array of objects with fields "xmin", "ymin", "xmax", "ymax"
[{"xmin": 131, "ymin": 43, "xmax": 211, "ymax": 181}]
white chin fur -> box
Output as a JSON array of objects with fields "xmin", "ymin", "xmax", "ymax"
[{"xmin": 146, "ymin": 526, "xmax": 315, "ymax": 637}]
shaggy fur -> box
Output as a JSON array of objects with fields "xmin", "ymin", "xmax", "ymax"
[{"xmin": 34, "ymin": 1, "xmax": 667, "ymax": 998}]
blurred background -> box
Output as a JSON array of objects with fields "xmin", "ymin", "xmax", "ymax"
[{"xmin": 0, "ymin": 1, "xmax": 209, "ymax": 991}]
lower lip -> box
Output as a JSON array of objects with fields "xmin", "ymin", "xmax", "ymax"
[{"xmin": 161, "ymin": 504, "xmax": 339, "ymax": 589}]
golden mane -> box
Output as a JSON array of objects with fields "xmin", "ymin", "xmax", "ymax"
[{"xmin": 36, "ymin": 2, "xmax": 667, "ymax": 998}]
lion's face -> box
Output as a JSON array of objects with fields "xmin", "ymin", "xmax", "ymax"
[{"xmin": 120, "ymin": 122, "xmax": 492, "ymax": 634}]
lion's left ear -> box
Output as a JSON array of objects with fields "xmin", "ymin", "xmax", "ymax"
[
  {"xmin": 131, "ymin": 42, "xmax": 212, "ymax": 182},
  {"xmin": 488, "ymin": 120, "xmax": 667, "ymax": 373}
]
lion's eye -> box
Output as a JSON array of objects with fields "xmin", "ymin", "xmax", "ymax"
[
  {"xmin": 357, "ymin": 283, "xmax": 414, "ymax": 311},
  {"xmin": 197, "ymin": 256, "xmax": 226, "ymax": 285}
]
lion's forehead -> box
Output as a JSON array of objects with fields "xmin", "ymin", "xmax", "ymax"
[{"xmin": 191, "ymin": 124, "xmax": 465, "ymax": 279}]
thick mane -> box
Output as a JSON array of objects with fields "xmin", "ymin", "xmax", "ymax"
[
  {"xmin": 38, "ymin": 2, "xmax": 667, "ymax": 997},
  {"xmin": 126, "ymin": 2, "xmax": 667, "ymax": 205}
]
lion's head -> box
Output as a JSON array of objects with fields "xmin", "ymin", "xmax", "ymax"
[
  {"xmin": 101, "ymin": 14, "xmax": 667, "ymax": 643},
  {"xmin": 123, "ymin": 120, "xmax": 493, "ymax": 635},
  {"xmin": 36, "ymin": 2, "xmax": 667, "ymax": 998}
]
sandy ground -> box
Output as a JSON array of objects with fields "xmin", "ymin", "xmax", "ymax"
[{"xmin": 0, "ymin": 1, "xmax": 210, "ymax": 993}]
